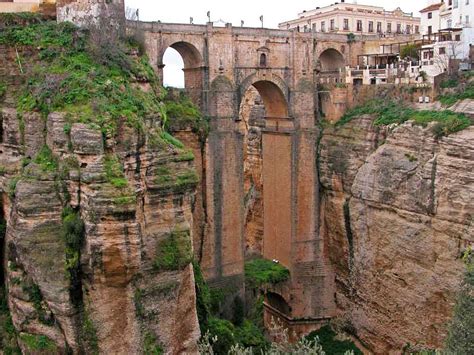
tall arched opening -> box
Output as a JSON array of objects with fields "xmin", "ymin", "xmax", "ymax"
[
  {"xmin": 159, "ymin": 41, "xmax": 204, "ymax": 107},
  {"xmin": 239, "ymin": 79, "xmax": 291, "ymax": 268},
  {"xmin": 319, "ymin": 48, "xmax": 345, "ymax": 72}
]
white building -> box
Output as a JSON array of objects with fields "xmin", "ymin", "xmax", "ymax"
[
  {"xmin": 419, "ymin": 0, "xmax": 474, "ymax": 78},
  {"xmin": 279, "ymin": 1, "xmax": 420, "ymax": 36}
]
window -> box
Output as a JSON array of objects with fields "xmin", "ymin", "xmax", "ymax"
[
  {"xmin": 449, "ymin": 0, "xmax": 452, "ymax": 5},
  {"xmin": 357, "ymin": 20, "xmax": 362, "ymax": 31},
  {"xmin": 406, "ymin": 25, "xmax": 411, "ymax": 34},
  {"xmin": 428, "ymin": 12, "xmax": 432, "ymax": 19},
  {"xmin": 439, "ymin": 47, "xmax": 446, "ymax": 55},
  {"xmin": 455, "ymin": 34, "xmax": 461, "ymax": 41},
  {"xmin": 447, "ymin": 19, "xmax": 452, "ymax": 28},
  {"xmin": 467, "ymin": 0, "xmax": 470, "ymax": 5},
  {"xmin": 330, "ymin": 19, "xmax": 335, "ymax": 31},
  {"xmin": 303, "ymin": 25, "xmax": 308, "ymax": 32},
  {"xmin": 312, "ymin": 23, "xmax": 317, "ymax": 32},
  {"xmin": 466, "ymin": 15, "xmax": 470, "ymax": 24},
  {"xmin": 454, "ymin": 0, "xmax": 458, "ymax": 8},
  {"xmin": 377, "ymin": 22, "xmax": 382, "ymax": 33},
  {"xmin": 415, "ymin": 25, "xmax": 419, "ymax": 34},
  {"xmin": 397, "ymin": 23, "xmax": 401, "ymax": 33},
  {"xmin": 260, "ymin": 53, "xmax": 267, "ymax": 67},
  {"xmin": 344, "ymin": 18, "xmax": 349, "ymax": 30},
  {"xmin": 368, "ymin": 21, "xmax": 374, "ymax": 32},
  {"xmin": 387, "ymin": 22, "xmax": 392, "ymax": 33},
  {"xmin": 428, "ymin": 25, "xmax": 432, "ymax": 35},
  {"xmin": 321, "ymin": 21, "xmax": 326, "ymax": 32}
]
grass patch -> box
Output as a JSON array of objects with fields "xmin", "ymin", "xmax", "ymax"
[
  {"xmin": 1, "ymin": 20, "xmax": 163, "ymax": 136},
  {"xmin": 81, "ymin": 310, "xmax": 99, "ymax": 355},
  {"xmin": 143, "ymin": 332, "xmax": 163, "ymax": 355},
  {"xmin": 19, "ymin": 333, "xmax": 57, "ymax": 352},
  {"xmin": 439, "ymin": 82, "xmax": 474, "ymax": 106},
  {"xmin": 160, "ymin": 131, "xmax": 184, "ymax": 149},
  {"xmin": 337, "ymin": 99, "xmax": 471, "ymax": 137},
  {"xmin": 104, "ymin": 154, "xmax": 128, "ymax": 188},
  {"xmin": 244, "ymin": 258, "xmax": 290, "ymax": 288},
  {"xmin": 176, "ymin": 170, "xmax": 199, "ymax": 189},
  {"xmin": 306, "ymin": 325, "xmax": 363, "ymax": 355},
  {"xmin": 154, "ymin": 230, "xmax": 193, "ymax": 271}
]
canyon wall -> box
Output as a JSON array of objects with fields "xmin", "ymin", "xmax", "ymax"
[
  {"xmin": 0, "ymin": 107, "xmax": 200, "ymax": 353},
  {"xmin": 319, "ymin": 114, "xmax": 473, "ymax": 352}
]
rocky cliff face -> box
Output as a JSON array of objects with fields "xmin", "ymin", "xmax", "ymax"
[
  {"xmin": 0, "ymin": 107, "xmax": 200, "ymax": 353},
  {"xmin": 319, "ymin": 114, "xmax": 473, "ymax": 352}
]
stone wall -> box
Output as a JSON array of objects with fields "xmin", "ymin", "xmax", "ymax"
[{"xmin": 56, "ymin": 0, "xmax": 125, "ymax": 37}]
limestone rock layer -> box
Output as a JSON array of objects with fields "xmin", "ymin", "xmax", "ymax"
[{"xmin": 319, "ymin": 116, "xmax": 473, "ymax": 352}]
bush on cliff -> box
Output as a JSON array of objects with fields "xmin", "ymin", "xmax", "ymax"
[
  {"xmin": 337, "ymin": 99, "xmax": 471, "ymax": 137},
  {"xmin": 0, "ymin": 18, "xmax": 162, "ymax": 136},
  {"xmin": 244, "ymin": 258, "xmax": 290, "ymax": 288}
]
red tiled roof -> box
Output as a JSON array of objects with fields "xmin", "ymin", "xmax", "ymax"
[{"xmin": 420, "ymin": 3, "xmax": 444, "ymax": 13}]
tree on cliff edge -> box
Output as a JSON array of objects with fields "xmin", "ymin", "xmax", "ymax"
[{"xmin": 445, "ymin": 249, "xmax": 474, "ymax": 354}]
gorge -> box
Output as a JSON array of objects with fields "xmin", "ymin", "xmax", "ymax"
[{"xmin": 0, "ymin": 1, "xmax": 473, "ymax": 354}]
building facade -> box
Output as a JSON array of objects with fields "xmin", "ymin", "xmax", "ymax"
[
  {"xmin": 279, "ymin": 1, "xmax": 420, "ymax": 36},
  {"xmin": 419, "ymin": 0, "xmax": 474, "ymax": 78},
  {"xmin": 0, "ymin": 0, "xmax": 55, "ymax": 13}
]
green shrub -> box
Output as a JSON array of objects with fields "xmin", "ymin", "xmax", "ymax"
[
  {"xmin": 306, "ymin": 325, "xmax": 363, "ymax": 355},
  {"xmin": 207, "ymin": 317, "xmax": 236, "ymax": 354},
  {"xmin": 176, "ymin": 170, "xmax": 199, "ymax": 189},
  {"xmin": 234, "ymin": 319, "xmax": 269, "ymax": 352},
  {"xmin": 445, "ymin": 249, "xmax": 474, "ymax": 354},
  {"xmin": 0, "ymin": 287, "xmax": 21, "ymax": 354},
  {"xmin": 440, "ymin": 78, "xmax": 459, "ymax": 89},
  {"xmin": 81, "ymin": 311, "xmax": 99, "ymax": 355},
  {"xmin": 0, "ymin": 82, "xmax": 6, "ymax": 99},
  {"xmin": 400, "ymin": 44, "xmax": 420, "ymax": 60},
  {"xmin": 154, "ymin": 230, "xmax": 193, "ymax": 271},
  {"xmin": 34, "ymin": 145, "xmax": 58, "ymax": 172},
  {"xmin": 143, "ymin": 332, "xmax": 163, "ymax": 355},
  {"xmin": 244, "ymin": 258, "xmax": 290, "ymax": 288},
  {"xmin": 22, "ymin": 283, "xmax": 54, "ymax": 326},
  {"xmin": 193, "ymin": 260, "xmax": 211, "ymax": 332}
]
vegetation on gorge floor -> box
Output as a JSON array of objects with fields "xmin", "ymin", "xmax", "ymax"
[{"xmin": 336, "ymin": 99, "xmax": 471, "ymax": 137}]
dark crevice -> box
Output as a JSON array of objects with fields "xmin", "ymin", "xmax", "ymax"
[{"xmin": 343, "ymin": 198, "xmax": 354, "ymax": 271}]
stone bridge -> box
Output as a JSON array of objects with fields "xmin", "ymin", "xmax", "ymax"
[{"xmin": 129, "ymin": 20, "xmax": 366, "ymax": 330}]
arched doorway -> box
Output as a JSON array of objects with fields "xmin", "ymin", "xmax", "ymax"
[
  {"xmin": 239, "ymin": 78, "xmax": 292, "ymax": 268},
  {"xmin": 159, "ymin": 41, "xmax": 204, "ymax": 107},
  {"xmin": 319, "ymin": 48, "xmax": 345, "ymax": 71}
]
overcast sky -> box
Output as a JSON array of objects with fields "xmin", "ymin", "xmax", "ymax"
[{"xmin": 124, "ymin": 0, "xmax": 427, "ymax": 87}]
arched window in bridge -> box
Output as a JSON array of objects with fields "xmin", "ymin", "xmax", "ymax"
[{"xmin": 260, "ymin": 53, "xmax": 267, "ymax": 67}]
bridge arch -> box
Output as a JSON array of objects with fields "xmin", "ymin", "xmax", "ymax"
[
  {"xmin": 239, "ymin": 73, "xmax": 290, "ymax": 119},
  {"xmin": 159, "ymin": 41, "xmax": 204, "ymax": 106},
  {"xmin": 318, "ymin": 48, "xmax": 345, "ymax": 71}
]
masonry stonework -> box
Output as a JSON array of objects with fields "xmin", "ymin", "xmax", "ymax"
[{"xmin": 57, "ymin": 0, "xmax": 125, "ymax": 37}]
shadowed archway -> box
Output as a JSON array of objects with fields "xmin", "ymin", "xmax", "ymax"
[{"xmin": 319, "ymin": 48, "xmax": 345, "ymax": 71}]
